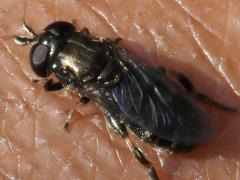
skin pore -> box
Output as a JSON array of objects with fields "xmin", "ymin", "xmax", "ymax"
[{"xmin": 0, "ymin": 0, "xmax": 240, "ymax": 179}]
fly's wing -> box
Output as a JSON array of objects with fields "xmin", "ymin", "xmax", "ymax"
[{"xmin": 101, "ymin": 47, "xmax": 213, "ymax": 146}]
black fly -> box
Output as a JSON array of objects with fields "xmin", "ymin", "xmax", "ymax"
[{"xmin": 15, "ymin": 21, "xmax": 236, "ymax": 180}]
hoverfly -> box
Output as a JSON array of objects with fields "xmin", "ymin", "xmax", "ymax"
[{"xmin": 15, "ymin": 21, "xmax": 236, "ymax": 180}]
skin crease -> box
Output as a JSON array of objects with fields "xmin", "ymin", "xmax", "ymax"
[{"xmin": 0, "ymin": 0, "xmax": 240, "ymax": 179}]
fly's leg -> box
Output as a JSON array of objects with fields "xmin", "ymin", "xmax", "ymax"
[
  {"xmin": 168, "ymin": 142, "xmax": 195, "ymax": 152},
  {"xmin": 33, "ymin": 79, "xmax": 64, "ymax": 91},
  {"xmin": 173, "ymin": 73, "xmax": 193, "ymax": 93},
  {"xmin": 43, "ymin": 79, "xmax": 64, "ymax": 91},
  {"xmin": 80, "ymin": 97, "xmax": 90, "ymax": 104},
  {"xmin": 14, "ymin": 23, "xmax": 37, "ymax": 45},
  {"xmin": 114, "ymin": 37, "xmax": 122, "ymax": 44},
  {"xmin": 192, "ymin": 93, "xmax": 237, "ymax": 111},
  {"xmin": 34, "ymin": 79, "xmax": 90, "ymax": 130},
  {"xmin": 105, "ymin": 37, "xmax": 122, "ymax": 44},
  {"xmin": 126, "ymin": 138, "xmax": 159, "ymax": 180},
  {"xmin": 80, "ymin": 27, "xmax": 90, "ymax": 36},
  {"xmin": 33, "ymin": 79, "xmax": 90, "ymax": 130},
  {"xmin": 22, "ymin": 22, "xmax": 37, "ymax": 38},
  {"xmin": 105, "ymin": 112, "xmax": 159, "ymax": 180},
  {"xmin": 170, "ymin": 71, "xmax": 237, "ymax": 112},
  {"xmin": 14, "ymin": 36, "xmax": 35, "ymax": 45},
  {"xmin": 64, "ymin": 97, "xmax": 90, "ymax": 131},
  {"xmin": 105, "ymin": 112, "xmax": 127, "ymax": 137}
]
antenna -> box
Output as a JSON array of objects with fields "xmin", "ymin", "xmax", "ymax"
[
  {"xmin": 21, "ymin": 0, "xmax": 36, "ymax": 38},
  {"xmin": 14, "ymin": 0, "xmax": 37, "ymax": 45}
]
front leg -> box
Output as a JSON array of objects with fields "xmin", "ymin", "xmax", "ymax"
[
  {"xmin": 14, "ymin": 36, "xmax": 35, "ymax": 46},
  {"xmin": 33, "ymin": 79, "xmax": 64, "ymax": 91},
  {"xmin": 42, "ymin": 79, "xmax": 64, "ymax": 91},
  {"xmin": 14, "ymin": 22, "xmax": 37, "ymax": 45},
  {"xmin": 22, "ymin": 22, "xmax": 37, "ymax": 38}
]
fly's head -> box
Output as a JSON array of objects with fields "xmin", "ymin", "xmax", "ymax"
[{"xmin": 15, "ymin": 21, "xmax": 76, "ymax": 77}]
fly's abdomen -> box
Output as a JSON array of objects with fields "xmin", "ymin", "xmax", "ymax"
[{"xmin": 101, "ymin": 60, "xmax": 213, "ymax": 147}]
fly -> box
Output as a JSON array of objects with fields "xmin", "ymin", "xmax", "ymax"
[{"xmin": 15, "ymin": 21, "xmax": 237, "ymax": 180}]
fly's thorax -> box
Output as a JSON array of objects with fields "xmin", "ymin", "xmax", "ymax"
[{"xmin": 52, "ymin": 39, "xmax": 112, "ymax": 84}]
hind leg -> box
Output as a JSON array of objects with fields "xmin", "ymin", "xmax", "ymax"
[
  {"xmin": 170, "ymin": 71, "xmax": 236, "ymax": 112},
  {"xmin": 125, "ymin": 138, "xmax": 159, "ymax": 180},
  {"xmin": 105, "ymin": 112, "xmax": 159, "ymax": 180}
]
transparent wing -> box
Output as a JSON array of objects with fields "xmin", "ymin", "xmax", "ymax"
[{"xmin": 101, "ymin": 47, "xmax": 212, "ymax": 145}]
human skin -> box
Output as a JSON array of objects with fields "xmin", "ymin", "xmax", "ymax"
[{"xmin": 0, "ymin": 0, "xmax": 240, "ymax": 179}]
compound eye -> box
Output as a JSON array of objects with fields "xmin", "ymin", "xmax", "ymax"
[{"xmin": 30, "ymin": 44, "xmax": 50, "ymax": 77}]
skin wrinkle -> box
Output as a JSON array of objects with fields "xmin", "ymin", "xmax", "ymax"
[
  {"xmin": 223, "ymin": 0, "xmax": 232, "ymax": 49},
  {"xmin": 133, "ymin": 23, "xmax": 144, "ymax": 34},
  {"xmin": 88, "ymin": 4, "xmax": 120, "ymax": 35},
  {"xmin": 0, "ymin": 62, "xmax": 36, "ymax": 161},
  {"xmin": 115, "ymin": 149, "xmax": 124, "ymax": 169},
  {"xmin": 105, "ymin": 123, "xmax": 124, "ymax": 170},
  {"xmin": 174, "ymin": 0, "xmax": 223, "ymax": 41},
  {"xmin": 0, "ymin": 168, "xmax": 17, "ymax": 180},
  {"xmin": 4, "ymin": 130, "xmax": 14, "ymax": 154},
  {"xmin": 33, "ymin": 107, "xmax": 38, "ymax": 179},
  {"xmin": 218, "ymin": 65, "xmax": 240, "ymax": 96},
  {"xmin": 149, "ymin": 28, "xmax": 165, "ymax": 56},
  {"xmin": 236, "ymin": 161, "xmax": 239, "ymax": 180},
  {"xmin": 93, "ymin": 138, "xmax": 97, "ymax": 179},
  {"xmin": 79, "ymin": 125, "xmax": 97, "ymax": 179},
  {"xmin": 0, "ymin": 39, "xmax": 26, "ymax": 80},
  {"xmin": 221, "ymin": 156, "xmax": 232, "ymax": 176},
  {"xmin": 156, "ymin": 150, "xmax": 166, "ymax": 168},
  {"xmin": 215, "ymin": 115, "xmax": 237, "ymax": 141},
  {"xmin": 54, "ymin": 0, "xmax": 58, "ymax": 21},
  {"xmin": 96, "ymin": 135, "xmax": 104, "ymax": 179},
  {"xmin": 17, "ymin": 154, "xmax": 20, "ymax": 179},
  {"xmin": 156, "ymin": 27, "xmax": 171, "ymax": 50},
  {"xmin": 170, "ymin": 1, "xmax": 240, "ymax": 98},
  {"xmin": 206, "ymin": 165, "xmax": 210, "ymax": 180},
  {"xmin": 121, "ymin": 158, "xmax": 132, "ymax": 179},
  {"xmin": 203, "ymin": 163, "xmax": 208, "ymax": 180},
  {"xmin": 67, "ymin": 144, "xmax": 79, "ymax": 178},
  {"xmin": 188, "ymin": 19, "xmax": 219, "ymax": 70},
  {"xmin": 104, "ymin": 0, "xmax": 118, "ymax": 23},
  {"xmin": 151, "ymin": 1, "xmax": 201, "ymax": 59},
  {"xmin": 133, "ymin": 0, "xmax": 144, "ymax": 34},
  {"xmin": 219, "ymin": 0, "xmax": 240, "ymax": 96},
  {"xmin": 219, "ymin": 156, "xmax": 231, "ymax": 179},
  {"xmin": 0, "ymin": 40, "xmax": 42, "ymax": 115},
  {"xmin": 134, "ymin": 1, "xmax": 168, "ymax": 54},
  {"xmin": 32, "ymin": 93, "xmax": 43, "ymax": 167},
  {"xmin": 96, "ymin": 127, "xmax": 121, "ymax": 177}
]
